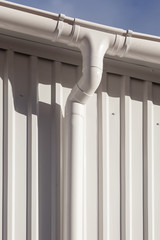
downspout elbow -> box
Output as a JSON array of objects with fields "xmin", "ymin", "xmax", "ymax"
[
  {"xmin": 66, "ymin": 29, "xmax": 115, "ymax": 109},
  {"xmin": 67, "ymin": 66, "xmax": 103, "ymax": 107}
]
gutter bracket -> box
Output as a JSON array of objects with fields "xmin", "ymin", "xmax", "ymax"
[
  {"xmin": 70, "ymin": 22, "xmax": 80, "ymax": 43},
  {"xmin": 108, "ymin": 29, "xmax": 133, "ymax": 57},
  {"xmin": 119, "ymin": 29, "xmax": 133, "ymax": 57},
  {"xmin": 53, "ymin": 13, "xmax": 66, "ymax": 41},
  {"xmin": 123, "ymin": 29, "xmax": 133, "ymax": 56}
]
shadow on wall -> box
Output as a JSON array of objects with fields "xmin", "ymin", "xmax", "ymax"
[
  {"xmin": 0, "ymin": 50, "xmax": 77, "ymax": 240},
  {"xmin": 0, "ymin": 49, "xmax": 77, "ymax": 240},
  {"xmin": 38, "ymin": 101, "xmax": 64, "ymax": 240}
]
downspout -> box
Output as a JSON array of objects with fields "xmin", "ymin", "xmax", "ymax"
[
  {"xmin": 41, "ymin": 15, "xmax": 122, "ymax": 240},
  {"xmin": 63, "ymin": 27, "xmax": 116, "ymax": 240}
]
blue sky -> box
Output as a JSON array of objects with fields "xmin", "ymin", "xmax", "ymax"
[{"xmin": 7, "ymin": 0, "xmax": 160, "ymax": 36}]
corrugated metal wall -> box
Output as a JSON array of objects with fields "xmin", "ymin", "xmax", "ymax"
[{"xmin": 0, "ymin": 41, "xmax": 160, "ymax": 240}]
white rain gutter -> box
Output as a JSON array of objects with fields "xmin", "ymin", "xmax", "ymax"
[{"xmin": 0, "ymin": 2, "xmax": 160, "ymax": 240}]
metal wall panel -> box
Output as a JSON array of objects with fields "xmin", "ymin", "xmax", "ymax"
[
  {"xmin": 0, "ymin": 44, "xmax": 160, "ymax": 240},
  {"xmin": 97, "ymin": 74, "xmax": 160, "ymax": 240}
]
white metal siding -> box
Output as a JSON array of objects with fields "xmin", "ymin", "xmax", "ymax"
[{"xmin": 0, "ymin": 43, "xmax": 160, "ymax": 240}]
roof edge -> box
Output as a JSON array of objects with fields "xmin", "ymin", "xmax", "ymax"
[{"xmin": 1, "ymin": 0, "xmax": 160, "ymax": 42}]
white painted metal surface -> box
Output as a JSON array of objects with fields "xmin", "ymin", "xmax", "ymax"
[
  {"xmin": 0, "ymin": 43, "xmax": 160, "ymax": 240},
  {"xmin": 0, "ymin": 2, "xmax": 160, "ymax": 240}
]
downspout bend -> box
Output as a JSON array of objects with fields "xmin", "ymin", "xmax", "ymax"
[{"xmin": 66, "ymin": 27, "xmax": 116, "ymax": 107}]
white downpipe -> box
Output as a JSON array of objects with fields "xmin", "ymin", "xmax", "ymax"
[
  {"xmin": 64, "ymin": 29, "xmax": 115, "ymax": 240},
  {"xmin": 63, "ymin": 102, "xmax": 85, "ymax": 240}
]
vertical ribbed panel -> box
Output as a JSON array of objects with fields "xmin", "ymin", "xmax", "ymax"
[
  {"xmin": 0, "ymin": 50, "xmax": 5, "ymax": 240},
  {"xmin": 147, "ymin": 81, "xmax": 153, "ymax": 240},
  {"xmin": 107, "ymin": 74, "xmax": 121, "ymax": 240},
  {"xmin": 53, "ymin": 62, "xmax": 62, "ymax": 240},
  {"xmin": 131, "ymin": 78, "xmax": 143, "ymax": 240},
  {"xmin": 4, "ymin": 50, "xmax": 15, "ymax": 240},
  {"xmin": 97, "ymin": 73, "xmax": 160, "ymax": 240},
  {"xmin": 14, "ymin": 52, "xmax": 28, "ymax": 240},
  {"xmin": 152, "ymin": 83, "xmax": 160, "ymax": 240},
  {"xmin": 0, "ymin": 46, "xmax": 160, "ymax": 240},
  {"xmin": 123, "ymin": 76, "xmax": 132, "ymax": 240},
  {"xmin": 38, "ymin": 58, "xmax": 52, "ymax": 240},
  {"xmin": 27, "ymin": 56, "xmax": 39, "ymax": 240},
  {"xmin": 85, "ymin": 92, "xmax": 98, "ymax": 240},
  {"xmin": 0, "ymin": 50, "xmax": 73, "ymax": 240}
]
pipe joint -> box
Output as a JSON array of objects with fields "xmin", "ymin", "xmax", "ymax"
[
  {"xmin": 77, "ymin": 66, "xmax": 103, "ymax": 96},
  {"xmin": 67, "ymin": 84, "xmax": 91, "ymax": 106},
  {"xmin": 65, "ymin": 100, "xmax": 85, "ymax": 116},
  {"xmin": 66, "ymin": 66, "xmax": 103, "ymax": 108}
]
